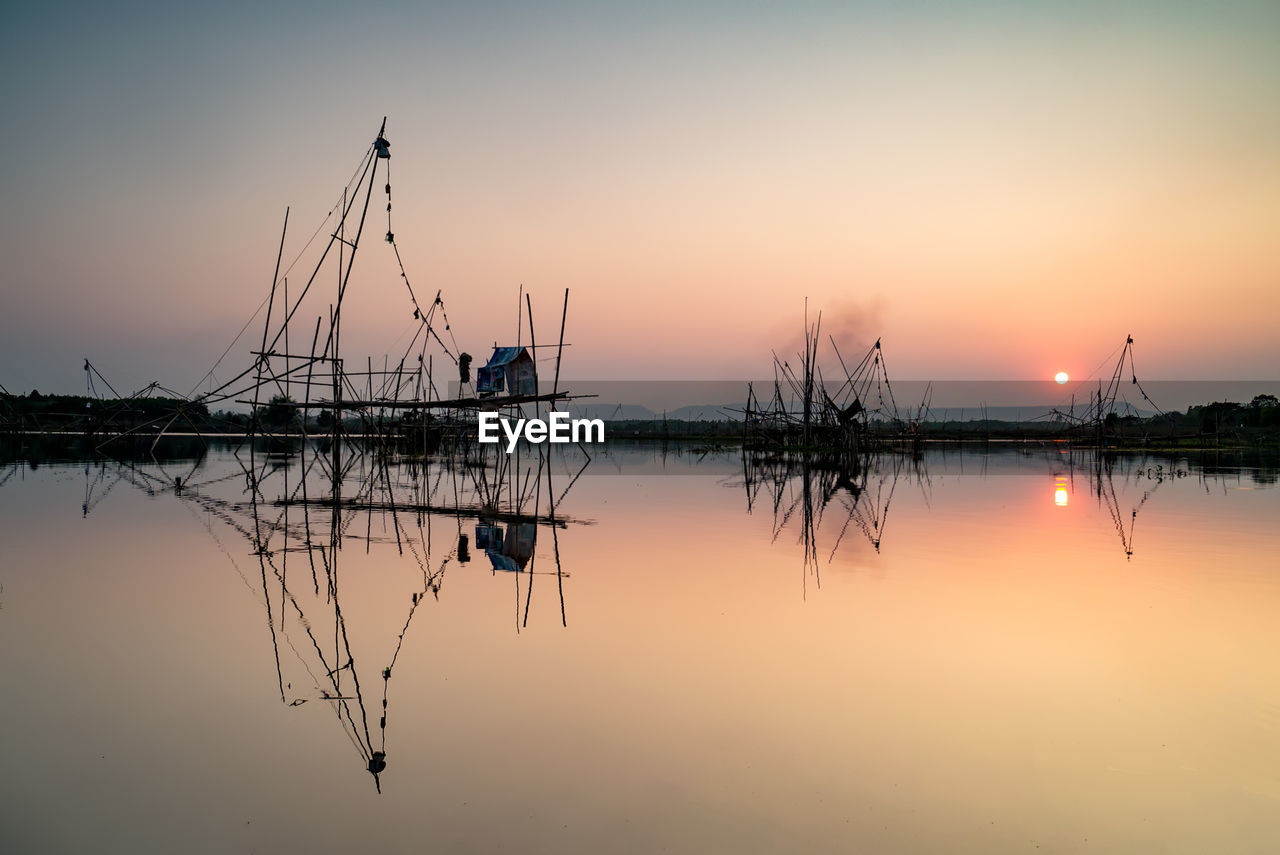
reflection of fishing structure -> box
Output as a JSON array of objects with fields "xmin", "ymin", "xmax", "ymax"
[
  {"xmin": 741, "ymin": 450, "xmax": 906, "ymax": 594},
  {"xmin": 1087, "ymin": 453, "xmax": 1182, "ymax": 560},
  {"xmin": 742, "ymin": 308, "xmax": 928, "ymax": 453},
  {"xmin": 86, "ymin": 426, "xmax": 588, "ymax": 792},
  {"xmin": 250, "ymin": 435, "xmax": 587, "ymax": 792},
  {"xmin": 1046, "ymin": 445, "xmax": 1190, "ymax": 560}
]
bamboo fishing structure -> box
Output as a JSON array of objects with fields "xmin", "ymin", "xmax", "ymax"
[
  {"xmin": 741, "ymin": 306, "xmax": 919, "ymax": 457},
  {"xmin": 48, "ymin": 119, "xmax": 597, "ymax": 792}
]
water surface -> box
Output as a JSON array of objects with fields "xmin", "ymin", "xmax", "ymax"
[{"xmin": 1, "ymin": 443, "xmax": 1278, "ymax": 853}]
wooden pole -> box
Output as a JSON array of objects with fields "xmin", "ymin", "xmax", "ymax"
[
  {"xmin": 251, "ymin": 208, "xmax": 290, "ymax": 434},
  {"xmin": 551, "ymin": 288, "xmax": 569, "ymax": 398}
]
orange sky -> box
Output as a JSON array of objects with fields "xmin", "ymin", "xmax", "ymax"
[{"xmin": 1, "ymin": 2, "xmax": 1277, "ymax": 394}]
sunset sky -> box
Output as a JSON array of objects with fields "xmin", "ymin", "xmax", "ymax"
[{"xmin": 1, "ymin": 1, "xmax": 1277, "ymax": 397}]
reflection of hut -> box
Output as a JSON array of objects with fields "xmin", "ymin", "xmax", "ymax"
[
  {"xmin": 475, "ymin": 522, "xmax": 536, "ymax": 572},
  {"xmin": 477, "ymin": 347, "xmax": 536, "ymax": 397}
]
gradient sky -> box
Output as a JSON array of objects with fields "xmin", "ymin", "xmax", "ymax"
[{"xmin": 1, "ymin": 1, "xmax": 1277, "ymax": 396}]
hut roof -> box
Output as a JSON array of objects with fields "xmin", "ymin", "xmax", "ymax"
[{"xmin": 484, "ymin": 347, "xmax": 529, "ymax": 368}]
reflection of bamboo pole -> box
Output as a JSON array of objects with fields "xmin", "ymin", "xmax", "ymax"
[
  {"xmin": 522, "ymin": 452, "xmax": 544, "ymax": 629},
  {"xmin": 545, "ymin": 445, "xmax": 567, "ymax": 627},
  {"xmin": 275, "ymin": 496, "xmax": 578, "ymax": 528},
  {"xmin": 250, "ymin": 484, "xmax": 287, "ymax": 704}
]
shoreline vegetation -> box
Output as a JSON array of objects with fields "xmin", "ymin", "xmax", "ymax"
[{"xmin": 2, "ymin": 390, "xmax": 1278, "ymax": 456}]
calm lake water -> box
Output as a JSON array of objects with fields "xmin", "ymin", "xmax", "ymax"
[{"xmin": 2, "ymin": 441, "xmax": 1278, "ymax": 853}]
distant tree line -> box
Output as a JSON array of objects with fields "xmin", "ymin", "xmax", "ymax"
[
  {"xmin": 1144, "ymin": 395, "xmax": 1280, "ymax": 441},
  {"xmin": 1, "ymin": 390, "xmax": 214, "ymax": 432},
  {"xmin": 6, "ymin": 389, "xmax": 1278, "ymax": 446}
]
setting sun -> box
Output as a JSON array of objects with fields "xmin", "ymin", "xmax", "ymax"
[{"xmin": 1055, "ymin": 371, "xmax": 1069, "ymax": 384}]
